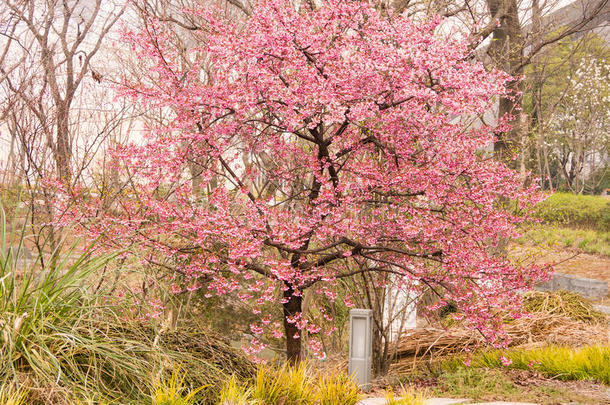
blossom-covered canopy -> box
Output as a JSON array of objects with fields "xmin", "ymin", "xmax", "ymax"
[{"xmin": 61, "ymin": 0, "xmax": 546, "ymax": 361}]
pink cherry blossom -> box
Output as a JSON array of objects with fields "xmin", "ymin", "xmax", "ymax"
[{"xmin": 500, "ymin": 355, "xmax": 513, "ymax": 366}]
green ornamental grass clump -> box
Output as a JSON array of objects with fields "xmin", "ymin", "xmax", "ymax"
[
  {"xmin": 152, "ymin": 366, "xmax": 206, "ymax": 405},
  {"xmin": 252, "ymin": 363, "xmax": 313, "ymax": 405},
  {"xmin": 218, "ymin": 376, "xmax": 256, "ymax": 405},
  {"xmin": 0, "ymin": 387, "xmax": 27, "ymax": 405},
  {"xmin": 316, "ymin": 370, "xmax": 361, "ymax": 405},
  {"xmin": 0, "ymin": 205, "xmax": 149, "ymax": 402}
]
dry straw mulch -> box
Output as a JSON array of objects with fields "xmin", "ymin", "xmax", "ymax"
[{"xmin": 391, "ymin": 291, "xmax": 609, "ymax": 372}]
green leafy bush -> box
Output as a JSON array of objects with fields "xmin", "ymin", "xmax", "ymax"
[{"xmin": 533, "ymin": 192, "xmax": 610, "ymax": 231}]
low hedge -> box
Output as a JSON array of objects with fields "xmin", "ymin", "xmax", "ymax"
[{"xmin": 533, "ymin": 192, "xmax": 610, "ymax": 231}]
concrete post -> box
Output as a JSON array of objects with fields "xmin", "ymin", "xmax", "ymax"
[{"xmin": 348, "ymin": 308, "xmax": 373, "ymax": 391}]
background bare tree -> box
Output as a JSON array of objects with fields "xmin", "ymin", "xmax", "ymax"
[
  {"xmin": 0, "ymin": 0, "xmax": 128, "ymax": 255},
  {"xmin": 480, "ymin": 0, "xmax": 608, "ymax": 170},
  {"xmin": 393, "ymin": 0, "xmax": 609, "ymax": 170}
]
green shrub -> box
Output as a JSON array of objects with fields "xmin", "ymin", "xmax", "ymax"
[{"xmin": 533, "ymin": 192, "xmax": 610, "ymax": 231}]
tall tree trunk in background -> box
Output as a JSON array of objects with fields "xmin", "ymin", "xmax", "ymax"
[
  {"xmin": 486, "ymin": 0, "xmax": 524, "ymax": 167},
  {"xmin": 486, "ymin": 0, "xmax": 524, "ymax": 257},
  {"xmin": 530, "ymin": 0, "xmax": 543, "ymax": 187},
  {"xmin": 55, "ymin": 104, "xmax": 72, "ymax": 182}
]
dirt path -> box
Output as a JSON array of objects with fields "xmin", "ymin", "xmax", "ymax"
[{"xmin": 511, "ymin": 246, "xmax": 610, "ymax": 284}]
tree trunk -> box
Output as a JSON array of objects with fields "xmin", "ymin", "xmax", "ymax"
[
  {"xmin": 283, "ymin": 283, "xmax": 303, "ymax": 364},
  {"xmin": 55, "ymin": 106, "xmax": 72, "ymax": 182},
  {"xmin": 189, "ymin": 160, "xmax": 204, "ymax": 195},
  {"xmin": 486, "ymin": 0, "xmax": 524, "ymax": 166}
]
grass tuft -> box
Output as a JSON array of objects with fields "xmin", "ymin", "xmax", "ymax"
[
  {"xmin": 316, "ymin": 370, "xmax": 361, "ymax": 405},
  {"xmin": 218, "ymin": 376, "xmax": 255, "ymax": 405},
  {"xmin": 384, "ymin": 386, "xmax": 427, "ymax": 405},
  {"xmin": 152, "ymin": 365, "xmax": 206, "ymax": 405},
  {"xmin": 252, "ymin": 363, "xmax": 313, "ymax": 405},
  {"xmin": 0, "ymin": 387, "xmax": 27, "ymax": 405}
]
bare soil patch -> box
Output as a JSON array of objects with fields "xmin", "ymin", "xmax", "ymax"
[{"xmin": 512, "ymin": 245, "xmax": 610, "ymax": 298}]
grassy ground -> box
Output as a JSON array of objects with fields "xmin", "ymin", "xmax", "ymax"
[
  {"xmin": 383, "ymin": 345, "xmax": 610, "ymax": 404},
  {"xmin": 513, "ymin": 223, "xmax": 610, "ymax": 293},
  {"xmin": 443, "ymin": 345, "xmax": 610, "ymax": 384},
  {"xmin": 513, "ymin": 192, "xmax": 610, "ymax": 292},
  {"xmin": 430, "ymin": 367, "xmax": 609, "ymax": 404},
  {"xmin": 517, "ymin": 225, "xmax": 610, "ymax": 256},
  {"xmin": 511, "ymin": 240, "xmax": 610, "ymax": 289}
]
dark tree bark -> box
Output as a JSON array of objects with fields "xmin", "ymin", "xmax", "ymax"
[{"xmin": 282, "ymin": 282, "xmax": 303, "ymax": 364}]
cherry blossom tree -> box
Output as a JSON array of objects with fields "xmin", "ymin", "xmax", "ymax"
[{"xmin": 60, "ymin": 0, "xmax": 546, "ymax": 363}]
